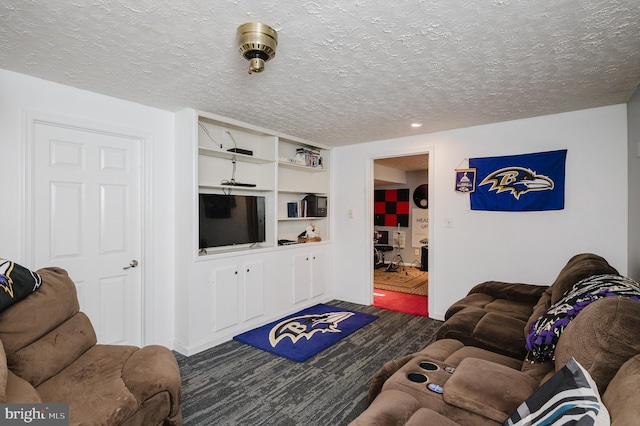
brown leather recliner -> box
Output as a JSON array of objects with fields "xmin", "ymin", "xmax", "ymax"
[{"xmin": 0, "ymin": 267, "xmax": 182, "ymax": 425}]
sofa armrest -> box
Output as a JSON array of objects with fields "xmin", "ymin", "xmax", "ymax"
[
  {"xmin": 467, "ymin": 281, "xmax": 547, "ymax": 304},
  {"xmin": 603, "ymin": 354, "xmax": 640, "ymax": 423},
  {"xmin": 0, "ymin": 339, "xmax": 6, "ymax": 402},
  {"xmin": 1, "ymin": 340, "xmax": 41, "ymax": 404},
  {"xmin": 443, "ymin": 358, "xmax": 538, "ymax": 423},
  {"xmin": 349, "ymin": 389, "xmax": 424, "ymax": 426},
  {"xmin": 368, "ymin": 354, "xmax": 416, "ymax": 403},
  {"xmin": 121, "ymin": 345, "xmax": 182, "ymax": 421},
  {"xmin": 6, "ymin": 371, "xmax": 42, "ymax": 403}
]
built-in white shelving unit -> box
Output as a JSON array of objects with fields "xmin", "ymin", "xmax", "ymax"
[{"xmin": 173, "ymin": 108, "xmax": 333, "ymax": 356}]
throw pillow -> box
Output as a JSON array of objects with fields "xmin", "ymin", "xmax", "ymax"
[
  {"xmin": 525, "ymin": 274, "xmax": 640, "ymax": 363},
  {"xmin": 0, "ymin": 259, "xmax": 42, "ymax": 312},
  {"xmin": 504, "ymin": 357, "xmax": 610, "ymax": 426}
]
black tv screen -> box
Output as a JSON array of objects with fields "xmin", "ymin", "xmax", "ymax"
[{"xmin": 199, "ymin": 194, "xmax": 266, "ymax": 249}]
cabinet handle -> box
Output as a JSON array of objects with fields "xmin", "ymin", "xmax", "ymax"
[
  {"xmin": 246, "ymin": 268, "xmax": 250, "ymax": 272},
  {"xmin": 235, "ymin": 271, "xmax": 238, "ymax": 275}
]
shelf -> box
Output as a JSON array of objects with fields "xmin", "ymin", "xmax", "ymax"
[
  {"xmin": 278, "ymin": 216, "xmax": 327, "ymax": 221},
  {"xmin": 278, "ymin": 189, "xmax": 327, "ymax": 195},
  {"xmin": 278, "ymin": 161, "xmax": 325, "ymax": 172},
  {"xmin": 199, "ymin": 184, "xmax": 274, "ymax": 192},
  {"xmin": 199, "ymin": 147, "xmax": 273, "ymax": 164}
]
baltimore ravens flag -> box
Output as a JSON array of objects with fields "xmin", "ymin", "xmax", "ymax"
[{"xmin": 469, "ymin": 149, "xmax": 567, "ymax": 211}]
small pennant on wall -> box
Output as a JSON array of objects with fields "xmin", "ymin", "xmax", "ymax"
[{"xmin": 455, "ymin": 168, "xmax": 476, "ymax": 193}]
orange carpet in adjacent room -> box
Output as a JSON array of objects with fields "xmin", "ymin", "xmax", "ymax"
[{"xmin": 373, "ymin": 289, "xmax": 428, "ymax": 316}]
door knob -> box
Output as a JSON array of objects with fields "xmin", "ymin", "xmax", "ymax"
[{"xmin": 123, "ymin": 260, "xmax": 139, "ymax": 270}]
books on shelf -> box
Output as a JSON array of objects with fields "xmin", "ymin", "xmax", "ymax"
[
  {"xmin": 292, "ymin": 147, "xmax": 323, "ymax": 168},
  {"xmin": 287, "ymin": 202, "xmax": 298, "ymax": 218},
  {"xmin": 286, "ymin": 199, "xmax": 310, "ymax": 218}
]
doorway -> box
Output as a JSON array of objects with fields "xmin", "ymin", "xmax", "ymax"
[{"xmin": 371, "ymin": 154, "xmax": 429, "ymax": 316}]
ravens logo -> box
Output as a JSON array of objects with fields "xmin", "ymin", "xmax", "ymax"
[
  {"xmin": 479, "ymin": 167, "xmax": 553, "ymax": 200},
  {"xmin": 269, "ymin": 311, "xmax": 354, "ymax": 347}
]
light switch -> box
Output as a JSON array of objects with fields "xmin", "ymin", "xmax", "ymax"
[{"xmin": 348, "ymin": 209, "xmax": 355, "ymax": 218}]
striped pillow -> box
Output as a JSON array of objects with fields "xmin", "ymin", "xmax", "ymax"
[{"xmin": 504, "ymin": 358, "xmax": 609, "ymax": 426}]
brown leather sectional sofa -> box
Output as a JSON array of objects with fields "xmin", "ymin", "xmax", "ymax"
[{"xmin": 351, "ymin": 253, "xmax": 640, "ymax": 425}]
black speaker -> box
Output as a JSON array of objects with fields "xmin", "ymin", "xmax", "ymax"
[{"xmin": 303, "ymin": 195, "xmax": 327, "ymax": 217}]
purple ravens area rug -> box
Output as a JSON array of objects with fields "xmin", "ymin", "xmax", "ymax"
[{"xmin": 233, "ymin": 304, "xmax": 378, "ymax": 362}]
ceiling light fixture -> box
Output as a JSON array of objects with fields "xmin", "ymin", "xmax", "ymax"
[
  {"xmin": 411, "ymin": 123, "xmax": 423, "ymax": 128},
  {"xmin": 236, "ymin": 22, "xmax": 278, "ymax": 74}
]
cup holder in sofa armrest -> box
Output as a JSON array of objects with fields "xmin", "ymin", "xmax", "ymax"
[{"xmin": 442, "ymin": 357, "xmax": 538, "ymax": 423}]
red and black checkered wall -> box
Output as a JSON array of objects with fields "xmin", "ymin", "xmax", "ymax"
[{"xmin": 374, "ymin": 189, "xmax": 410, "ymax": 227}]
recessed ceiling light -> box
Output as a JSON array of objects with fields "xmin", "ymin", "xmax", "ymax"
[{"xmin": 411, "ymin": 123, "xmax": 423, "ymax": 128}]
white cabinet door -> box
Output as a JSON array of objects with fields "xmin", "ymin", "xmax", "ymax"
[
  {"xmin": 311, "ymin": 251, "xmax": 325, "ymax": 298},
  {"xmin": 293, "ymin": 249, "xmax": 326, "ymax": 302},
  {"xmin": 244, "ymin": 261, "xmax": 264, "ymax": 321},
  {"xmin": 293, "ymin": 254, "xmax": 312, "ymax": 303},
  {"xmin": 213, "ymin": 266, "xmax": 239, "ymax": 331}
]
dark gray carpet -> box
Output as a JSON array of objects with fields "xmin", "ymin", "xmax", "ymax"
[{"xmin": 175, "ymin": 300, "xmax": 442, "ymax": 426}]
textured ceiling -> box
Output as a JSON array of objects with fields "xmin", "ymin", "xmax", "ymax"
[
  {"xmin": 1, "ymin": 1, "xmax": 639, "ymax": 147},
  {"xmin": 374, "ymin": 154, "xmax": 429, "ymax": 186},
  {"xmin": 375, "ymin": 155, "xmax": 428, "ymax": 172}
]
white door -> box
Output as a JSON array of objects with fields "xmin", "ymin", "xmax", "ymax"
[{"xmin": 31, "ymin": 121, "xmax": 142, "ymax": 346}]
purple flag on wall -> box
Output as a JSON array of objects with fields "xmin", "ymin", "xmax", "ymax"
[{"xmin": 469, "ymin": 150, "xmax": 567, "ymax": 211}]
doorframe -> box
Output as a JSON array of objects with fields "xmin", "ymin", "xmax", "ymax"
[
  {"xmin": 21, "ymin": 110, "xmax": 155, "ymax": 346},
  {"xmin": 365, "ymin": 146, "xmax": 435, "ymax": 314}
]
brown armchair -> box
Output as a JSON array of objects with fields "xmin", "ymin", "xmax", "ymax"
[{"xmin": 0, "ymin": 266, "xmax": 182, "ymax": 425}]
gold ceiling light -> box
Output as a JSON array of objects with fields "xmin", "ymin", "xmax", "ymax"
[{"xmin": 236, "ymin": 22, "xmax": 278, "ymax": 74}]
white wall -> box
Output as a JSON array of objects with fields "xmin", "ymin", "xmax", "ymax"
[
  {"xmin": 332, "ymin": 105, "xmax": 629, "ymax": 320},
  {"xmin": 628, "ymin": 87, "xmax": 640, "ymax": 281},
  {"xmin": 0, "ymin": 69, "xmax": 176, "ymax": 347}
]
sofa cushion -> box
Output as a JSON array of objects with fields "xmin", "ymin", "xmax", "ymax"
[
  {"xmin": 0, "ymin": 267, "xmax": 82, "ymax": 355},
  {"xmin": 36, "ymin": 344, "xmax": 140, "ymax": 425},
  {"xmin": 554, "ymin": 297, "xmax": 640, "ymax": 392},
  {"xmin": 504, "ymin": 357, "xmax": 609, "ymax": 426},
  {"xmin": 348, "ymin": 389, "xmax": 424, "ymax": 426},
  {"xmin": 0, "ymin": 259, "xmax": 42, "ymax": 313},
  {"xmin": 443, "ymin": 357, "xmax": 538, "ymax": 423},
  {"xmin": 8, "ymin": 312, "xmax": 96, "ymax": 387},
  {"xmin": 526, "ymin": 275, "xmax": 640, "ymax": 363},
  {"xmin": 523, "ymin": 292, "xmax": 550, "ymax": 342},
  {"xmin": 405, "ymin": 408, "xmax": 461, "ymax": 426},
  {"xmin": 438, "ymin": 307, "xmax": 527, "ymax": 359},
  {"xmin": 547, "ymin": 253, "xmax": 618, "ymax": 305},
  {"xmin": 445, "ymin": 281, "xmax": 546, "ymax": 320}
]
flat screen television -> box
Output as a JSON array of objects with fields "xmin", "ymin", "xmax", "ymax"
[{"xmin": 199, "ymin": 194, "xmax": 266, "ymax": 249}]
